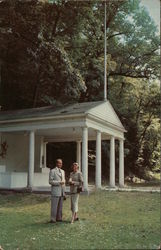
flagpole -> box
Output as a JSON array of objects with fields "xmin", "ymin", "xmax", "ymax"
[{"xmin": 104, "ymin": 1, "xmax": 107, "ymax": 101}]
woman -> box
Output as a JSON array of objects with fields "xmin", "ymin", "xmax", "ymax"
[{"xmin": 69, "ymin": 162, "xmax": 83, "ymax": 224}]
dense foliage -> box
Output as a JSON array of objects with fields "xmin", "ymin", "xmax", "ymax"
[{"xmin": 0, "ymin": 0, "xmax": 160, "ymax": 178}]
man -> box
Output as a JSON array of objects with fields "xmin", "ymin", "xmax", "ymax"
[{"xmin": 49, "ymin": 159, "xmax": 66, "ymax": 223}]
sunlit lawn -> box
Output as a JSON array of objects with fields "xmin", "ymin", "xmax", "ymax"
[{"xmin": 0, "ymin": 191, "xmax": 160, "ymax": 250}]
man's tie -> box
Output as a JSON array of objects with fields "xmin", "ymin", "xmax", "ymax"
[{"xmin": 59, "ymin": 168, "xmax": 62, "ymax": 180}]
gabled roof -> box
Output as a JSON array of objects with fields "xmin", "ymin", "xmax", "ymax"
[
  {"xmin": 0, "ymin": 100, "xmax": 126, "ymax": 131},
  {"xmin": 87, "ymin": 101, "xmax": 125, "ymax": 131},
  {"xmin": 0, "ymin": 101, "xmax": 103, "ymax": 121}
]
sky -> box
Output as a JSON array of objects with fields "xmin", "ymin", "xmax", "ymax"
[{"xmin": 141, "ymin": 0, "xmax": 160, "ymax": 32}]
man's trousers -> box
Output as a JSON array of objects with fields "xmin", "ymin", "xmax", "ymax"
[{"xmin": 51, "ymin": 196, "xmax": 63, "ymax": 222}]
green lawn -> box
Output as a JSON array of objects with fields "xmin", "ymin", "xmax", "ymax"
[{"xmin": 0, "ymin": 191, "xmax": 160, "ymax": 250}]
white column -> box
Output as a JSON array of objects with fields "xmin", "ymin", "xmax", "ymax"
[
  {"xmin": 82, "ymin": 127, "xmax": 88, "ymax": 191},
  {"xmin": 40, "ymin": 137, "xmax": 44, "ymax": 168},
  {"xmin": 110, "ymin": 135, "xmax": 115, "ymax": 187},
  {"xmin": 43, "ymin": 142, "xmax": 47, "ymax": 168},
  {"xmin": 76, "ymin": 141, "xmax": 81, "ymax": 171},
  {"xmin": 42, "ymin": 142, "xmax": 49, "ymax": 174},
  {"xmin": 28, "ymin": 130, "xmax": 35, "ymax": 189},
  {"xmin": 96, "ymin": 130, "xmax": 102, "ymax": 188},
  {"xmin": 119, "ymin": 139, "xmax": 124, "ymax": 187}
]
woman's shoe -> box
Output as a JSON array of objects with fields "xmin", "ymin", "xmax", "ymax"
[{"xmin": 74, "ymin": 217, "xmax": 79, "ymax": 221}]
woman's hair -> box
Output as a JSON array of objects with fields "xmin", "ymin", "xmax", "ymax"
[{"xmin": 72, "ymin": 162, "xmax": 79, "ymax": 170}]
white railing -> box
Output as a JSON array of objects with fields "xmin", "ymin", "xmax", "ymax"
[{"xmin": 0, "ymin": 171, "xmax": 50, "ymax": 188}]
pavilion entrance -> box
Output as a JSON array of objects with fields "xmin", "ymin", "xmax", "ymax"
[{"xmin": 46, "ymin": 142, "xmax": 76, "ymax": 179}]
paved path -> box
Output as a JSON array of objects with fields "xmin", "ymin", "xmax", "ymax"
[
  {"xmin": 0, "ymin": 184, "xmax": 160, "ymax": 194},
  {"xmin": 102, "ymin": 185, "xmax": 160, "ymax": 193}
]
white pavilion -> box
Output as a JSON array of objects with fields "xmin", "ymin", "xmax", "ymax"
[
  {"xmin": 0, "ymin": 100, "xmax": 126, "ymax": 191},
  {"xmin": 0, "ymin": 2, "xmax": 127, "ymax": 191}
]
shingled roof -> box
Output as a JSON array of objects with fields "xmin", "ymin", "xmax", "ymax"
[
  {"xmin": 0, "ymin": 101, "xmax": 103, "ymax": 121},
  {"xmin": 0, "ymin": 101, "xmax": 126, "ymax": 132}
]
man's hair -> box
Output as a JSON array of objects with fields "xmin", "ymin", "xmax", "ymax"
[{"xmin": 56, "ymin": 158, "xmax": 62, "ymax": 164}]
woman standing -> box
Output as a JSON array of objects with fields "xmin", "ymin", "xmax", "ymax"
[{"xmin": 69, "ymin": 162, "xmax": 83, "ymax": 224}]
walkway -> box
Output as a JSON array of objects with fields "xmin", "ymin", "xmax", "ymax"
[
  {"xmin": 102, "ymin": 185, "xmax": 160, "ymax": 193},
  {"xmin": 0, "ymin": 184, "xmax": 159, "ymax": 194}
]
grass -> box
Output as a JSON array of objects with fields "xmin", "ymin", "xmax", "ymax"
[{"xmin": 0, "ymin": 191, "xmax": 160, "ymax": 250}]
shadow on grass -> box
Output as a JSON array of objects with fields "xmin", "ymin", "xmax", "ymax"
[
  {"xmin": 17, "ymin": 220, "xmax": 85, "ymax": 231},
  {"xmin": 45, "ymin": 220, "xmax": 70, "ymax": 224},
  {"xmin": 17, "ymin": 217, "xmax": 88, "ymax": 230},
  {"xmin": 0, "ymin": 193, "xmax": 50, "ymax": 208}
]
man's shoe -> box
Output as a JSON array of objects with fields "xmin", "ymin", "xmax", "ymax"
[
  {"xmin": 49, "ymin": 220, "xmax": 56, "ymax": 223},
  {"xmin": 56, "ymin": 220, "xmax": 63, "ymax": 222}
]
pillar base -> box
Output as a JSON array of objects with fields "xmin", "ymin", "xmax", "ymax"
[
  {"xmin": 119, "ymin": 184, "xmax": 124, "ymax": 188},
  {"xmin": 82, "ymin": 189, "xmax": 89, "ymax": 195},
  {"xmin": 25, "ymin": 186, "xmax": 33, "ymax": 193}
]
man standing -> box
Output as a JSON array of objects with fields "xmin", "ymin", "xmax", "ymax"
[{"xmin": 49, "ymin": 159, "xmax": 66, "ymax": 223}]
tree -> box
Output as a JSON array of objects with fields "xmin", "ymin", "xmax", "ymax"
[
  {"xmin": 109, "ymin": 77, "xmax": 160, "ymax": 178},
  {"xmin": 0, "ymin": 0, "xmax": 93, "ymax": 109},
  {"xmin": 0, "ymin": 0, "xmax": 160, "ymax": 178},
  {"xmin": 67, "ymin": 0, "xmax": 159, "ymax": 101}
]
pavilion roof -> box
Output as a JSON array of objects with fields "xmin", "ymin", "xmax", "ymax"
[{"xmin": 0, "ymin": 100, "xmax": 126, "ymax": 132}]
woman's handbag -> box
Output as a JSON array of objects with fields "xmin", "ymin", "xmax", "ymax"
[
  {"xmin": 77, "ymin": 172, "xmax": 83, "ymax": 193},
  {"xmin": 77, "ymin": 186, "xmax": 83, "ymax": 193}
]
